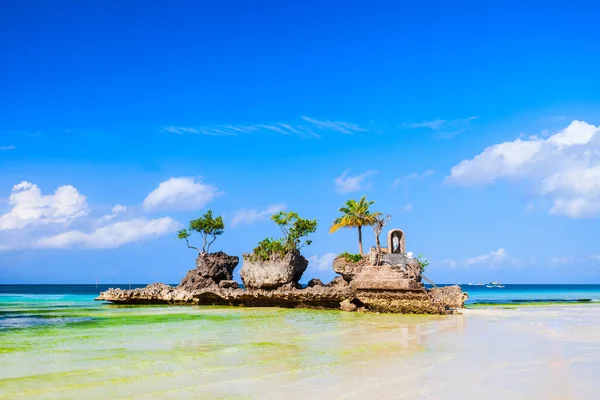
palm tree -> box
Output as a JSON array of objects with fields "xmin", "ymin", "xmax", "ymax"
[{"xmin": 330, "ymin": 196, "xmax": 381, "ymax": 255}]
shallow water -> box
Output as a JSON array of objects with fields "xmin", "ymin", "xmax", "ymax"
[{"xmin": 1, "ymin": 287, "xmax": 599, "ymax": 399}]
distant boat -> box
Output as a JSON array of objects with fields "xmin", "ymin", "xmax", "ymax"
[
  {"xmin": 467, "ymin": 282, "xmax": 485, "ymax": 286},
  {"xmin": 486, "ymin": 281, "xmax": 505, "ymax": 288}
]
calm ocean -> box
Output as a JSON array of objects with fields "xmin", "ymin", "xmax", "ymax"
[{"xmin": 1, "ymin": 283, "xmax": 599, "ymax": 314}]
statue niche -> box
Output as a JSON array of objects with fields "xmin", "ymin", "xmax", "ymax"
[{"xmin": 387, "ymin": 229, "xmax": 405, "ymax": 255}]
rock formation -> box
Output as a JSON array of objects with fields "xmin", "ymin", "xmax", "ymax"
[
  {"xmin": 178, "ymin": 252, "xmax": 239, "ymax": 291},
  {"xmin": 332, "ymin": 255, "xmax": 371, "ymax": 282},
  {"xmin": 240, "ymin": 250, "xmax": 308, "ymax": 289},
  {"xmin": 428, "ymin": 285, "xmax": 469, "ymax": 309},
  {"xmin": 98, "ymin": 282, "xmax": 194, "ymax": 303},
  {"xmin": 97, "ymin": 229, "xmax": 469, "ymax": 314}
]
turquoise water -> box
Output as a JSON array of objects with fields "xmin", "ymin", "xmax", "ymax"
[{"xmin": 455, "ymin": 284, "xmax": 600, "ymax": 305}]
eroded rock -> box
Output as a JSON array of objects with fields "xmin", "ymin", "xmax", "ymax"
[
  {"xmin": 178, "ymin": 252, "xmax": 239, "ymax": 290},
  {"xmin": 240, "ymin": 250, "xmax": 308, "ymax": 289},
  {"xmin": 218, "ymin": 280, "xmax": 239, "ymax": 289},
  {"xmin": 340, "ymin": 299, "xmax": 357, "ymax": 312},
  {"xmin": 428, "ymin": 285, "xmax": 469, "ymax": 309},
  {"xmin": 307, "ymin": 278, "xmax": 324, "ymax": 287},
  {"xmin": 96, "ymin": 283, "xmax": 194, "ymax": 304}
]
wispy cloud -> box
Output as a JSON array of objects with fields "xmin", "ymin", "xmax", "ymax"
[
  {"xmin": 308, "ymin": 253, "xmax": 337, "ymax": 272},
  {"xmin": 164, "ymin": 116, "xmax": 366, "ymax": 139},
  {"xmin": 406, "ymin": 169, "xmax": 435, "ymax": 180},
  {"xmin": 436, "ymin": 248, "xmax": 521, "ymax": 269},
  {"xmin": 465, "ymin": 248, "xmax": 520, "ymax": 267},
  {"xmin": 392, "ymin": 169, "xmax": 435, "ymax": 189},
  {"xmin": 436, "ymin": 252, "xmax": 600, "ymax": 270},
  {"xmin": 301, "ymin": 117, "xmax": 367, "ymax": 134},
  {"xmin": 335, "ymin": 170, "xmax": 377, "ymax": 193},
  {"xmin": 0, "ymin": 146, "xmax": 16, "ymax": 151},
  {"xmin": 231, "ymin": 204, "xmax": 287, "ymax": 227},
  {"xmin": 97, "ymin": 204, "xmax": 127, "ymax": 224},
  {"xmin": 402, "ymin": 204, "xmax": 413, "ymax": 211},
  {"xmin": 404, "ymin": 116, "xmax": 478, "ymax": 139}
]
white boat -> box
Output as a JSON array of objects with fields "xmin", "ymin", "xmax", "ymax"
[{"xmin": 486, "ymin": 282, "xmax": 504, "ymax": 288}]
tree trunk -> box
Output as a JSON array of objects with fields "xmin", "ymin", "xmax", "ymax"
[
  {"xmin": 375, "ymin": 231, "xmax": 381, "ymax": 252},
  {"xmin": 358, "ymin": 226, "xmax": 363, "ymax": 255}
]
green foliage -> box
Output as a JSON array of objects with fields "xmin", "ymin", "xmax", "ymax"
[
  {"xmin": 249, "ymin": 211, "xmax": 317, "ymax": 261},
  {"xmin": 339, "ymin": 251, "xmax": 363, "ymax": 263},
  {"xmin": 177, "ymin": 209, "xmax": 224, "ymax": 253},
  {"xmin": 416, "ymin": 254, "xmax": 430, "ymax": 272},
  {"xmin": 250, "ymin": 238, "xmax": 287, "ymax": 261},
  {"xmin": 272, "ymin": 211, "xmax": 317, "ymax": 251}
]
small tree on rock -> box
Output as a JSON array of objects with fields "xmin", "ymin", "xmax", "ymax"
[
  {"xmin": 177, "ymin": 210, "xmax": 224, "ymax": 254},
  {"xmin": 249, "ymin": 211, "xmax": 317, "ymax": 261}
]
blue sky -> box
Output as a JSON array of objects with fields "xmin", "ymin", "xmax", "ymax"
[{"xmin": 1, "ymin": 1, "xmax": 600, "ymax": 284}]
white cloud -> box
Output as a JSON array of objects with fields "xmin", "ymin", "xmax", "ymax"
[
  {"xmin": 406, "ymin": 116, "xmax": 478, "ymax": 138},
  {"xmin": 335, "ymin": 170, "xmax": 377, "ymax": 193},
  {"xmin": 231, "ymin": 204, "xmax": 287, "ymax": 227},
  {"xmin": 465, "ymin": 248, "xmax": 520, "ymax": 267},
  {"xmin": 35, "ymin": 217, "xmax": 179, "ymax": 249},
  {"xmin": 0, "ymin": 181, "xmax": 89, "ymax": 230},
  {"xmin": 98, "ymin": 204, "xmax": 127, "ymax": 223},
  {"xmin": 308, "ymin": 253, "xmax": 337, "ymax": 272},
  {"xmin": 143, "ymin": 177, "xmax": 220, "ymax": 211},
  {"xmin": 1, "ymin": 145, "xmax": 16, "ymax": 151},
  {"xmin": 447, "ymin": 120, "xmax": 600, "ymax": 218},
  {"xmin": 402, "ymin": 204, "xmax": 413, "ymax": 211}
]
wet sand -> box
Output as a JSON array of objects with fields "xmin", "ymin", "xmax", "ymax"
[{"xmin": 1, "ymin": 304, "xmax": 598, "ymax": 399}]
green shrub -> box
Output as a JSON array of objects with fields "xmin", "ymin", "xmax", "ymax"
[
  {"xmin": 339, "ymin": 251, "xmax": 363, "ymax": 263},
  {"xmin": 248, "ymin": 211, "xmax": 317, "ymax": 261},
  {"xmin": 249, "ymin": 238, "xmax": 287, "ymax": 261}
]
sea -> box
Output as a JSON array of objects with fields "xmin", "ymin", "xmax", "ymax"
[
  {"xmin": 1, "ymin": 284, "xmax": 599, "ymax": 399},
  {"xmin": 1, "ymin": 283, "xmax": 599, "ymax": 331}
]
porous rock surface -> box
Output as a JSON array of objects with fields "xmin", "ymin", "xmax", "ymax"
[
  {"xmin": 97, "ymin": 283, "xmax": 194, "ymax": 303},
  {"xmin": 428, "ymin": 285, "xmax": 469, "ymax": 309},
  {"xmin": 178, "ymin": 252, "xmax": 239, "ymax": 290},
  {"xmin": 240, "ymin": 250, "xmax": 308, "ymax": 289}
]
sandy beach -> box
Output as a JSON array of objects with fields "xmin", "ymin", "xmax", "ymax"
[{"xmin": 1, "ymin": 301, "xmax": 598, "ymax": 399}]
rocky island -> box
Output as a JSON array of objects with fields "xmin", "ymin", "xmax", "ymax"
[{"xmin": 97, "ymin": 200, "xmax": 468, "ymax": 314}]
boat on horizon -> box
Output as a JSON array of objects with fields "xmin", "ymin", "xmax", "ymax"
[{"xmin": 486, "ymin": 281, "xmax": 505, "ymax": 288}]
